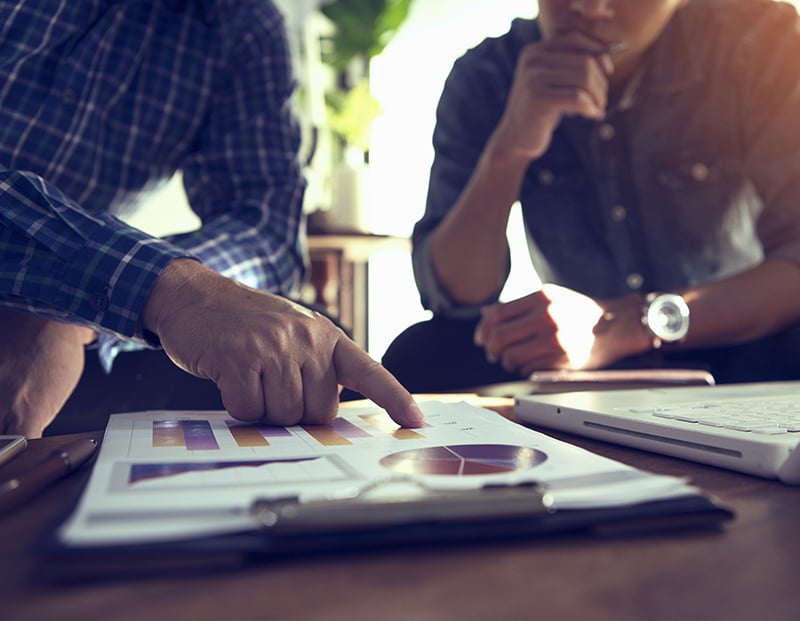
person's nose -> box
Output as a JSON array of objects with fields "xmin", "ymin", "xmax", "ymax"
[{"xmin": 570, "ymin": 0, "xmax": 615, "ymax": 18}]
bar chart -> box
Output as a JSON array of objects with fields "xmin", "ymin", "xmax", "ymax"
[{"xmin": 149, "ymin": 412, "xmax": 427, "ymax": 452}]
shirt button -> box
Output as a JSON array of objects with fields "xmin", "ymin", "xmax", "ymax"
[
  {"xmin": 91, "ymin": 293, "xmax": 109, "ymax": 312},
  {"xmin": 691, "ymin": 162, "xmax": 709, "ymax": 182},
  {"xmin": 610, "ymin": 205, "xmax": 627, "ymax": 222},
  {"xmin": 598, "ymin": 123, "xmax": 616, "ymax": 141},
  {"xmin": 538, "ymin": 169, "xmax": 555, "ymax": 186},
  {"xmin": 626, "ymin": 273, "xmax": 643, "ymax": 290},
  {"xmin": 61, "ymin": 88, "xmax": 76, "ymax": 105}
]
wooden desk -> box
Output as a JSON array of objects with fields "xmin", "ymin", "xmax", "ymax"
[
  {"xmin": 305, "ymin": 233, "xmax": 410, "ymax": 349},
  {"xmin": 3, "ymin": 399, "xmax": 800, "ymax": 621}
]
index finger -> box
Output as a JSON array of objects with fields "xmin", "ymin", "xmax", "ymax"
[
  {"xmin": 333, "ymin": 336, "xmax": 425, "ymax": 428},
  {"xmin": 535, "ymin": 30, "xmax": 619, "ymax": 77},
  {"xmin": 544, "ymin": 30, "xmax": 620, "ymax": 54}
]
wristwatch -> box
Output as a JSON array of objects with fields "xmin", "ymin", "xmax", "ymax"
[{"xmin": 641, "ymin": 292, "xmax": 690, "ymax": 349}]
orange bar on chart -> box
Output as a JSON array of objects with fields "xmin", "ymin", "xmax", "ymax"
[
  {"xmin": 302, "ymin": 425, "xmax": 351, "ymax": 446},
  {"xmin": 227, "ymin": 424, "xmax": 270, "ymax": 447},
  {"xmin": 360, "ymin": 413, "xmax": 424, "ymax": 440},
  {"xmin": 392, "ymin": 428, "xmax": 425, "ymax": 440},
  {"xmin": 152, "ymin": 420, "xmax": 186, "ymax": 447}
]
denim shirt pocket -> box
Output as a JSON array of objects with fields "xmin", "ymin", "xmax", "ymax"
[
  {"xmin": 519, "ymin": 158, "xmax": 616, "ymax": 293},
  {"xmin": 521, "ymin": 161, "xmax": 594, "ymax": 243},
  {"xmin": 648, "ymin": 146, "xmax": 761, "ymax": 281},
  {"xmin": 651, "ymin": 147, "xmax": 747, "ymax": 241}
]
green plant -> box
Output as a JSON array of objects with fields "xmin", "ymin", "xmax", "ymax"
[
  {"xmin": 326, "ymin": 80, "xmax": 381, "ymax": 152},
  {"xmin": 319, "ymin": 0, "xmax": 414, "ymax": 74},
  {"xmin": 319, "ymin": 0, "xmax": 413, "ymax": 151}
]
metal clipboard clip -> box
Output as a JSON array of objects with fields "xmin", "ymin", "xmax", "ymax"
[{"xmin": 250, "ymin": 478, "xmax": 554, "ymax": 535}]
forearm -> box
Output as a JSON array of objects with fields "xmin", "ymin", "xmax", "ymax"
[
  {"xmin": 0, "ymin": 309, "xmax": 96, "ymax": 348},
  {"xmin": 600, "ymin": 259, "xmax": 800, "ymax": 361},
  {"xmin": 429, "ymin": 141, "xmax": 532, "ymax": 305},
  {"xmin": 0, "ymin": 309, "xmax": 96, "ymax": 437},
  {"xmin": 680, "ymin": 259, "xmax": 800, "ymax": 348}
]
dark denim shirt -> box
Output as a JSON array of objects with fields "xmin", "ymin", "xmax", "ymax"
[{"xmin": 413, "ymin": 0, "xmax": 800, "ymax": 316}]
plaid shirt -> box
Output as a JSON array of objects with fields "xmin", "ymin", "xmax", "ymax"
[{"xmin": 0, "ymin": 0, "xmax": 306, "ymax": 366}]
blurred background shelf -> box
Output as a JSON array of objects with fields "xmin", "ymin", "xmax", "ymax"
[{"xmin": 304, "ymin": 233, "xmax": 410, "ymax": 350}]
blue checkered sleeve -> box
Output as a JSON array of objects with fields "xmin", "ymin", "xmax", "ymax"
[
  {"xmin": 0, "ymin": 1, "xmax": 307, "ymax": 370},
  {"xmin": 170, "ymin": 2, "xmax": 306, "ymax": 294},
  {"xmin": 0, "ymin": 169, "xmax": 191, "ymax": 344}
]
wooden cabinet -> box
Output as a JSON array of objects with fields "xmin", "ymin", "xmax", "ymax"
[{"xmin": 302, "ymin": 233, "xmax": 410, "ymax": 349}]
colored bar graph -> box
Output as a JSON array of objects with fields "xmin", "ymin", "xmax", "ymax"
[
  {"xmin": 153, "ymin": 420, "xmax": 185, "ymax": 447},
  {"xmin": 181, "ymin": 420, "xmax": 219, "ymax": 450},
  {"xmin": 301, "ymin": 425, "xmax": 351, "ymax": 446},
  {"xmin": 392, "ymin": 428, "xmax": 426, "ymax": 440},
  {"xmin": 152, "ymin": 420, "xmax": 219, "ymax": 450},
  {"xmin": 227, "ymin": 424, "xmax": 270, "ymax": 447},
  {"xmin": 359, "ymin": 413, "xmax": 425, "ymax": 440},
  {"xmin": 225, "ymin": 422, "xmax": 293, "ymax": 447},
  {"xmin": 331, "ymin": 417, "xmax": 372, "ymax": 439}
]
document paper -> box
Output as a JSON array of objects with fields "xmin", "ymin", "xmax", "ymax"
[{"xmin": 59, "ymin": 401, "xmax": 698, "ymax": 546}]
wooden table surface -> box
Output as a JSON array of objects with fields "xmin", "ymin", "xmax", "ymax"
[{"xmin": 2, "ymin": 398, "xmax": 799, "ymax": 621}]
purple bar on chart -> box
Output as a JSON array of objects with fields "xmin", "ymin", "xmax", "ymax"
[
  {"xmin": 153, "ymin": 420, "xmax": 185, "ymax": 447},
  {"xmin": 181, "ymin": 420, "xmax": 219, "ymax": 450},
  {"xmin": 226, "ymin": 424, "xmax": 270, "ymax": 447},
  {"xmin": 331, "ymin": 417, "xmax": 371, "ymax": 439}
]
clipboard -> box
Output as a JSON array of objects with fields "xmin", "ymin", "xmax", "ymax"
[
  {"xmin": 38, "ymin": 402, "xmax": 734, "ymax": 579},
  {"xmin": 245, "ymin": 477, "xmax": 732, "ymax": 552},
  {"xmin": 38, "ymin": 477, "xmax": 732, "ymax": 582}
]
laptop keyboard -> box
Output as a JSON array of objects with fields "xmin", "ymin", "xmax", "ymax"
[{"xmin": 625, "ymin": 398, "xmax": 800, "ymax": 435}]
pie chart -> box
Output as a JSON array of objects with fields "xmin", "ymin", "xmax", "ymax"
[{"xmin": 379, "ymin": 444, "xmax": 547, "ymax": 476}]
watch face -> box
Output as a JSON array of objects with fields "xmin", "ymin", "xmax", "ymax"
[{"xmin": 647, "ymin": 294, "xmax": 690, "ymax": 342}]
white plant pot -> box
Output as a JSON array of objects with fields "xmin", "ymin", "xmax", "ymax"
[{"xmin": 329, "ymin": 147, "xmax": 370, "ymax": 233}]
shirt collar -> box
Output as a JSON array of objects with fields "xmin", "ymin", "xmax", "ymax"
[
  {"xmin": 606, "ymin": 8, "xmax": 702, "ymax": 113},
  {"xmin": 641, "ymin": 7, "xmax": 703, "ymax": 96}
]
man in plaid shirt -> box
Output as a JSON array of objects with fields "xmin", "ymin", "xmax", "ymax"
[{"xmin": 0, "ymin": 0, "xmax": 423, "ymax": 437}]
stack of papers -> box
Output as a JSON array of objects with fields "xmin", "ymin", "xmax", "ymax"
[{"xmin": 59, "ymin": 401, "xmax": 702, "ymax": 547}]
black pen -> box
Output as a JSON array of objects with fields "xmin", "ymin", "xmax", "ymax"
[{"xmin": 0, "ymin": 437, "xmax": 98, "ymax": 515}]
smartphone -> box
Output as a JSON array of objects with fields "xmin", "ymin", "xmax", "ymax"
[
  {"xmin": 528, "ymin": 368, "xmax": 715, "ymax": 387},
  {"xmin": 0, "ymin": 435, "xmax": 27, "ymax": 466}
]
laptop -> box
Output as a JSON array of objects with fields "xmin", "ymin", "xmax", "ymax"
[{"xmin": 514, "ymin": 381, "xmax": 800, "ymax": 484}]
